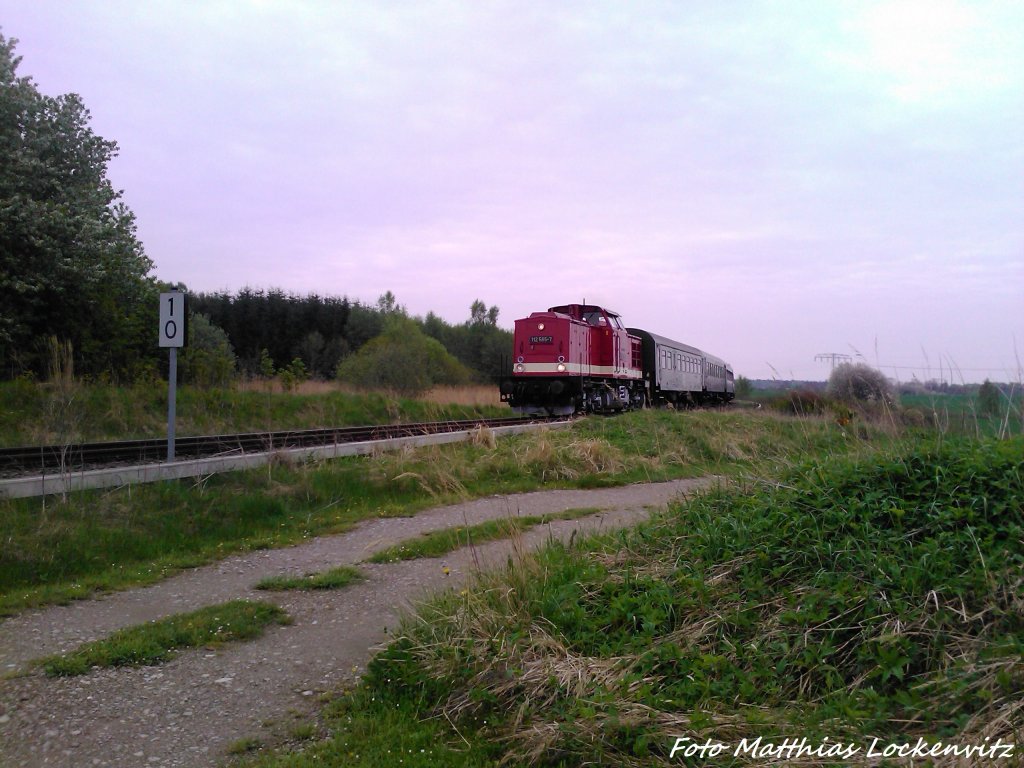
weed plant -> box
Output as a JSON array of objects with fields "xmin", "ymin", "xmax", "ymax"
[
  {"xmin": 39, "ymin": 599, "xmax": 290, "ymax": 676},
  {"xmin": 334, "ymin": 436, "xmax": 1024, "ymax": 766}
]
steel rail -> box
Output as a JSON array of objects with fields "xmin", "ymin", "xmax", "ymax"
[{"xmin": 0, "ymin": 416, "xmax": 554, "ymax": 476}]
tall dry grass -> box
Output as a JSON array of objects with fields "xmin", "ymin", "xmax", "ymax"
[
  {"xmin": 233, "ymin": 379, "xmax": 502, "ymax": 406},
  {"xmin": 418, "ymin": 385, "xmax": 502, "ymax": 407}
]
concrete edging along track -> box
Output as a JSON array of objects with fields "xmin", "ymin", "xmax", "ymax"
[
  {"xmin": 0, "ymin": 476, "xmax": 715, "ymax": 768},
  {"xmin": 0, "ymin": 421, "xmax": 569, "ymax": 500}
]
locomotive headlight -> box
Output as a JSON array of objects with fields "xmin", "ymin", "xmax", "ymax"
[
  {"xmin": 537, "ymin": 322, "xmax": 545, "ymax": 330},
  {"xmin": 515, "ymin": 363, "xmax": 524, "ymax": 373},
  {"xmin": 556, "ymin": 363, "xmax": 566, "ymax": 372}
]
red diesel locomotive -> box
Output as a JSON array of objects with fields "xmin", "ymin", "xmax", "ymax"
[{"xmin": 499, "ymin": 303, "xmax": 734, "ymax": 415}]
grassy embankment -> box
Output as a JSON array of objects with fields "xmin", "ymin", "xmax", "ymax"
[
  {"xmin": 242, "ymin": 435, "xmax": 1023, "ymax": 768},
  {"xmin": 0, "ymin": 379, "xmax": 504, "ymax": 446},
  {"xmin": 1, "ymin": 408, "xmax": 879, "ymax": 615}
]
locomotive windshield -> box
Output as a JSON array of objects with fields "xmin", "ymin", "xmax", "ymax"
[{"xmin": 582, "ymin": 310, "xmax": 623, "ymax": 328}]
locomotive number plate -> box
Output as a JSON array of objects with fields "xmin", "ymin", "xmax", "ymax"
[{"xmin": 530, "ymin": 335, "xmax": 553, "ymax": 344}]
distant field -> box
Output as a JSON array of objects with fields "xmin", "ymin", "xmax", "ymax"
[
  {"xmin": 0, "ymin": 379, "xmax": 507, "ymax": 447},
  {"xmin": 750, "ymin": 387, "xmax": 1021, "ymax": 437}
]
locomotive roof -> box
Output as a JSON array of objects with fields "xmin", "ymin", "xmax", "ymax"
[{"xmin": 547, "ymin": 304, "xmax": 620, "ymax": 318}]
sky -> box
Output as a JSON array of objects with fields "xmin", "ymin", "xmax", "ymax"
[{"xmin": 2, "ymin": 0, "xmax": 1022, "ymax": 382}]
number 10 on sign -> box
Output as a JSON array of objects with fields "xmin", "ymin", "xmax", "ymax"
[
  {"xmin": 159, "ymin": 292, "xmax": 188, "ymax": 460},
  {"xmin": 159, "ymin": 292, "xmax": 187, "ymax": 347}
]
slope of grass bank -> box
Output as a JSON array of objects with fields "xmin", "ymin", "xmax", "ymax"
[
  {"xmin": 0, "ymin": 411, "xmax": 879, "ymax": 615},
  {"xmin": 0, "ymin": 379, "xmax": 506, "ymax": 446},
  {"xmin": 248, "ymin": 436, "xmax": 1022, "ymax": 767}
]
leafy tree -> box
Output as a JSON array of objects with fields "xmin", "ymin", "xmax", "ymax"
[
  {"xmin": 180, "ymin": 314, "xmax": 237, "ymax": 388},
  {"xmin": 376, "ymin": 290, "xmax": 406, "ymax": 316},
  {"xmin": 977, "ymin": 379, "xmax": 1001, "ymax": 417},
  {"xmin": 0, "ymin": 33, "xmax": 156, "ymax": 379},
  {"xmin": 468, "ymin": 299, "xmax": 499, "ymax": 327},
  {"xmin": 279, "ymin": 357, "xmax": 308, "ymax": 393},
  {"xmin": 420, "ymin": 301, "xmax": 512, "ymax": 382},
  {"xmin": 258, "ymin": 348, "xmax": 276, "ymax": 379},
  {"xmin": 735, "ymin": 375, "xmax": 752, "ymax": 399},
  {"xmin": 344, "ymin": 302, "xmax": 383, "ymax": 350},
  {"xmin": 336, "ymin": 316, "xmax": 471, "ymax": 396},
  {"xmin": 827, "ymin": 363, "xmax": 897, "ymax": 406}
]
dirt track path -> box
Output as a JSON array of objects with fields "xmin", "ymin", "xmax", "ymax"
[{"xmin": 0, "ymin": 478, "xmax": 713, "ymax": 768}]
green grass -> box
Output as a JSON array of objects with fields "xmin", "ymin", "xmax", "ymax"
[
  {"xmin": 0, "ymin": 410, "xmax": 879, "ymax": 615},
  {"xmin": 0, "ymin": 378, "xmax": 505, "ymax": 447},
  {"xmin": 228, "ymin": 737, "xmax": 265, "ymax": 755},
  {"xmin": 241, "ymin": 435, "xmax": 1023, "ymax": 767},
  {"xmin": 243, "ymin": 694, "xmax": 501, "ymax": 768},
  {"xmin": 255, "ymin": 565, "xmax": 365, "ymax": 591},
  {"xmin": 288, "ymin": 723, "xmax": 318, "ymax": 741},
  {"xmin": 38, "ymin": 599, "xmax": 291, "ymax": 677},
  {"xmin": 901, "ymin": 391, "xmax": 1022, "ymax": 437},
  {"xmin": 366, "ymin": 508, "xmax": 602, "ymax": 563}
]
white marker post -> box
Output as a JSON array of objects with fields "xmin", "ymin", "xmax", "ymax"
[{"xmin": 159, "ymin": 291, "xmax": 188, "ymax": 461}]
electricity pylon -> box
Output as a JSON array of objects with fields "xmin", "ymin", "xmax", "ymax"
[{"xmin": 815, "ymin": 353, "xmax": 851, "ymax": 371}]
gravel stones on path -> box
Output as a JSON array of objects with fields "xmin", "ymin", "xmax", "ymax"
[{"xmin": 0, "ymin": 477, "xmax": 712, "ymax": 768}]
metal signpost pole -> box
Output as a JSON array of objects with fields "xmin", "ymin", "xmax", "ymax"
[
  {"xmin": 167, "ymin": 346, "xmax": 177, "ymax": 461},
  {"xmin": 159, "ymin": 291, "xmax": 188, "ymax": 462}
]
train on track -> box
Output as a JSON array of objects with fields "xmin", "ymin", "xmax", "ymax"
[{"xmin": 499, "ymin": 303, "xmax": 734, "ymax": 416}]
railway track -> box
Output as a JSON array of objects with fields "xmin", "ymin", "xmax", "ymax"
[{"xmin": 0, "ymin": 416, "xmax": 556, "ymax": 477}]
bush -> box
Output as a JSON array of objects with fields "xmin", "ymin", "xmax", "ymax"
[
  {"xmin": 180, "ymin": 314, "xmax": 237, "ymax": 388},
  {"xmin": 977, "ymin": 379, "xmax": 1001, "ymax": 417},
  {"xmin": 336, "ymin": 317, "xmax": 471, "ymax": 396},
  {"xmin": 770, "ymin": 389, "xmax": 827, "ymax": 416},
  {"xmin": 827, "ymin": 362, "xmax": 896, "ymax": 406}
]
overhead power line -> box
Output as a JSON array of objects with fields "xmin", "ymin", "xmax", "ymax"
[{"xmin": 814, "ymin": 353, "xmax": 851, "ymax": 371}]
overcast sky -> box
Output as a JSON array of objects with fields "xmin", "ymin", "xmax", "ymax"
[{"xmin": 3, "ymin": 1, "xmax": 1022, "ymax": 382}]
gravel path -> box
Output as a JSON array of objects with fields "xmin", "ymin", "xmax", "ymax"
[{"xmin": 0, "ymin": 477, "xmax": 713, "ymax": 768}]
